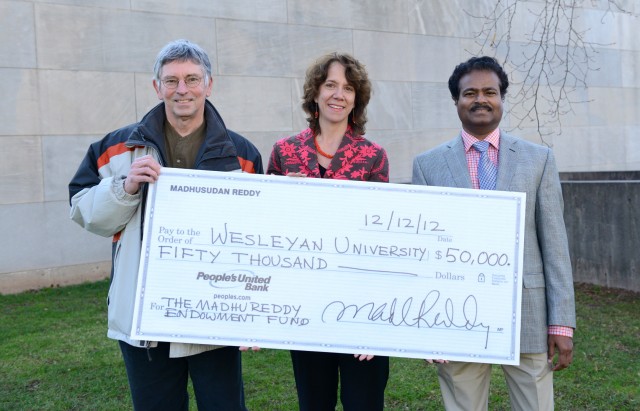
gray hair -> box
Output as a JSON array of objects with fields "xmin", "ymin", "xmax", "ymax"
[{"xmin": 153, "ymin": 39, "xmax": 212, "ymax": 86}]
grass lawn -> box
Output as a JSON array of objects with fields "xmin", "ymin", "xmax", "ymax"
[{"xmin": 1, "ymin": 281, "xmax": 638, "ymax": 410}]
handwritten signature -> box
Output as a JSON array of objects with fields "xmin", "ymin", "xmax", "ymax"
[{"xmin": 321, "ymin": 290, "xmax": 491, "ymax": 349}]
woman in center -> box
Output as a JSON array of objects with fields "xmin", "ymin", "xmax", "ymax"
[{"xmin": 267, "ymin": 53, "xmax": 389, "ymax": 410}]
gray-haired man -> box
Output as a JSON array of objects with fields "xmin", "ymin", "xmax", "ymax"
[{"xmin": 69, "ymin": 39, "xmax": 262, "ymax": 410}]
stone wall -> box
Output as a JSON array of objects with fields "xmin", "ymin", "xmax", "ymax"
[
  {"xmin": 561, "ymin": 172, "xmax": 640, "ymax": 292},
  {"xmin": 1, "ymin": 0, "xmax": 639, "ymax": 293}
]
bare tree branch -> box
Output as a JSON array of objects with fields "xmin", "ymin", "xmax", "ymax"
[{"xmin": 467, "ymin": 0, "xmax": 633, "ymax": 145}]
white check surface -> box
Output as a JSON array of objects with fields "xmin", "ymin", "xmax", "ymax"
[{"xmin": 131, "ymin": 168, "xmax": 525, "ymax": 364}]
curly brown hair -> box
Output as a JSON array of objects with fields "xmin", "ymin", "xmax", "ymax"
[{"xmin": 302, "ymin": 52, "xmax": 371, "ymax": 136}]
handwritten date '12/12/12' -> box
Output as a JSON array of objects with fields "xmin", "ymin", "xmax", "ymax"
[
  {"xmin": 361, "ymin": 213, "xmax": 511, "ymax": 268},
  {"xmin": 363, "ymin": 212, "xmax": 445, "ymax": 234}
]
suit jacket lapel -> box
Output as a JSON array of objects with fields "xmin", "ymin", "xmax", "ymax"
[
  {"xmin": 496, "ymin": 132, "xmax": 518, "ymax": 191},
  {"xmin": 441, "ymin": 132, "xmax": 520, "ymax": 191},
  {"xmin": 445, "ymin": 135, "xmax": 474, "ymax": 189}
]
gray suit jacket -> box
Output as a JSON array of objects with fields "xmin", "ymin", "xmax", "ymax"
[{"xmin": 412, "ymin": 132, "xmax": 576, "ymax": 353}]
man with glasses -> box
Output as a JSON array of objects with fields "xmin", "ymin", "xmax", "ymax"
[{"xmin": 69, "ymin": 39, "xmax": 262, "ymax": 410}]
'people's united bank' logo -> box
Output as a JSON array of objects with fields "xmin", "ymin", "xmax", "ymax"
[{"xmin": 196, "ymin": 270, "xmax": 272, "ymax": 292}]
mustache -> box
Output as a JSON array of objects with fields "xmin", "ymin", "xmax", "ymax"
[{"xmin": 471, "ymin": 104, "xmax": 492, "ymax": 111}]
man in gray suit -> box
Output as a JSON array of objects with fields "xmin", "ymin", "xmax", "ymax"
[{"xmin": 412, "ymin": 56, "xmax": 576, "ymax": 411}]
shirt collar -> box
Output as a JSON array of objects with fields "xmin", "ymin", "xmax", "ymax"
[{"xmin": 462, "ymin": 128, "xmax": 501, "ymax": 153}]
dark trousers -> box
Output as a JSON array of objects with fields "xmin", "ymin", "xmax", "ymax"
[
  {"xmin": 119, "ymin": 341, "xmax": 247, "ymax": 411},
  {"xmin": 290, "ymin": 350, "xmax": 389, "ymax": 411}
]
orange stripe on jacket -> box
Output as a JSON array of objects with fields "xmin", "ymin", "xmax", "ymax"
[
  {"xmin": 97, "ymin": 142, "xmax": 132, "ymax": 169},
  {"xmin": 237, "ymin": 157, "xmax": 257, "ymax": 173},
  {"xmin": 97, "ymin": 143, "xmax": 130, "ymax": 243}
]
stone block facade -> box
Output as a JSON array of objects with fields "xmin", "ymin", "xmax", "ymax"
[{"xmin": 1, "ymin": 0, "xmax": 638, "ymax": 292}]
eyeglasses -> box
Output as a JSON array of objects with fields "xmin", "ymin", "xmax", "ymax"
[{"xmin": 160, "ymin": 75, "xmax": 203, "ymax": 89}]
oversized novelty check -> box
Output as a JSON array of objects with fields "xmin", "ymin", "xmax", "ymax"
[{"xmin": 131, "ymin": 168, "xmax": 526, "ymax": 364}]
